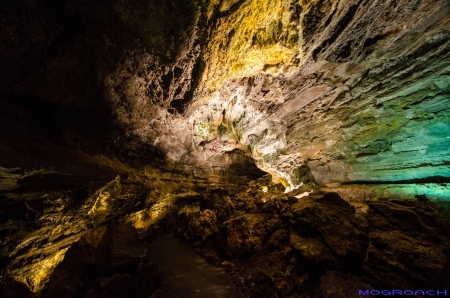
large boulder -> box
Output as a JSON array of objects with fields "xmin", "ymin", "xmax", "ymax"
[
  {"xmin": 188, "ymin": 209, "xmax": 219, "ymax": 243},
  {"xmin": 267, "ymin": 229, "xmax": 289, "ymax": 248},
  {"xmin": 289, "ymin": 232, "xmax": 337, "ymax": 267},
  {"xmin": 284, "ymin": 192, "xmax": 368, "ymax": 258},
  {"xmin": 201, "ymin": 188, "xmax": 235, "ymax": 221},
  {"xmin": 224, "ymin": 213, "xmax": 267, "ymax": 258}
]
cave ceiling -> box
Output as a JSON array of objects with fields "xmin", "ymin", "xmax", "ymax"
[{"xmin": 1, "ymin": 0, "xmax": 450, "ymax": 191}]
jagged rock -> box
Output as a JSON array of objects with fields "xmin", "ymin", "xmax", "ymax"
[
  {"xmin": 285, "ymin": 192, "xmax": 368, "ymax": 258},
  {"xmin": 367, "ymin": 202, "xmax": 439, "ymax": 238},
  {"xmin": 188, "ymin": 209, "xmax": 219, "ymax": 243},
  {"xmin": 267, "ymin": 229, "xmax": 289, "ymax": 248},
  {"xmin": 40, "ymin": 223, "xmax": 160, "ymax": 298},
  {"xmin": 264, "ymin": 217, "xmax": 285, "ymax": 234},
  {"xmin": 0, "ymin": 178, "xmax": 133, "ymax": 295},
  {"xmin": 262, "ymin": 196, "xmax": 299, "ymax": 214},
  {"xmin": 289, "ymin": 232, "xmax": 337, "ymax": 267},
  {"xmin": 363, "ymin": 200, "xmax": 450, "ymax": 289},
  {"xmin": 224, "ymin": 213, "xmax": 267, "ymax": 258},
  {"xmin": 386, "ymin": 199, "xmax": 450, "ymax": 236},
  {"xmin": 40, "ymin": 243, "xmax": 92, "ymax": 298},
  {"xmin": 185, "ymin": 0, "xmax": 450, "ymax": 188},
  {"xmin": 201, "ymin": 188, "xmax": 235, "ymax": 221}
]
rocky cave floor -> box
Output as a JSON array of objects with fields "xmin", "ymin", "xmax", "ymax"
[{"xmin": 1, "ymin": 174, "xmax": 449, "ymax": 298}]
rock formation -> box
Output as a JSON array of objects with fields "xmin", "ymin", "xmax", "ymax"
[{"xmin": 0, "ymin": 0, "xmax": 449, "ymax": 297}]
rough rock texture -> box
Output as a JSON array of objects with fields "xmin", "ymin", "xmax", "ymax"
[
  {"xmin": 187, "ymin": 209, "xmax": 219, "ymax": 243},
  {"xmin": 185, "ymin": 0, "xmax": 450, "ymax": 187},
  {"xmin": 267, "ymin": 229, "xmax": 289, "ymax": 248},
  {"xmin": 0, "ymin": 0, "xmax": 264, "ymax": 189},
  {"xmin": 2, "ymin": 0, "xmax": 449, "ymax": 191},
  {"xmin": 39, "ymin": 224, "xmax": 161, "ymax": 298},
  {"xmin": 0, "ymin": 177, "xmax": 148, "ymax": 294},
  {"xmin": 289, "ymin": 232, "xmax": 337, "ymax": 267},
  {"xmin": 224, "ymin": 213, "xmax": 267, "ymax": 258},
  {"xmin": 1, "ymin": 0, "xmax": 450, "ymax": 297},
  {"xmin": 1, "ymin": 171, "xmax": 449, "ymax": 297},
  {"xmin": 175, "ymin": 178, "xmax": 450, "ymax": 297},
  {"xmin": 363, "ymin": 199, "xmax": 450, "ymax": 290},
  {"xmin": 285, "ymin": 192, "xmax": 368, "ymax": 257},
  {"xmin": 1, "ymin": 169, "xmax": 242, "ymax": 296},
  {"xmin": 0, "ymin": 168, "xmax": 232, "ymax": 296}
]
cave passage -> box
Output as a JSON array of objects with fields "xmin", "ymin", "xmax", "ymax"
[{"xmin": 1, "ymin": 0, "xmax": 450, "ymax": 297}]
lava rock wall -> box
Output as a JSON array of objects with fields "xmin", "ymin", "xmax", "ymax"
[
  {"xmin": 2, "ymin": 0, "xmax": 449, "ymax": 188},
  {"xmin": 185, "ymin": 0, "xmax": 450, "ymax": 188}
]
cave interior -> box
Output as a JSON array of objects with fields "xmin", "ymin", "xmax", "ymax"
[{"xmin": 0, "ymin": 0, "xmax": 450, "ymax": 297}]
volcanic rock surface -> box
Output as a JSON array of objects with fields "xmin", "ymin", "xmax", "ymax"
[
  {"xmin": 1, "ymin": 0, "xmax": 450, "ymax": 297},
  {"xmin": 175, "ymin": 178, "xmax": 450, "ymax": 297},
  {"xmin": 2, "ymin": 0, "xmax": 449, "ymax": 189}
]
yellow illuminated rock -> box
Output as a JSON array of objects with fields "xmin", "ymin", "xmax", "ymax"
[
  {"xmin": 88, "ymin": 176, "xmax": 122, "ymax": 225},
  {"xmin": 10, "ymin": 248, "xmax": 69, "ymax": 293},
  {"xmin": 199, "ymin": 0, "xmax": 300, "ymax": 96}
]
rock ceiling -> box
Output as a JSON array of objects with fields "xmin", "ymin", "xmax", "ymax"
[{"xmin": 1, "ymin": 0, "xmax": 449, "ymax": 191}]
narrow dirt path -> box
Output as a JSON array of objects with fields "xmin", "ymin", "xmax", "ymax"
[{"xmin": 149, "ymin": 235, "xmax": 240, "ymax": 298}]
